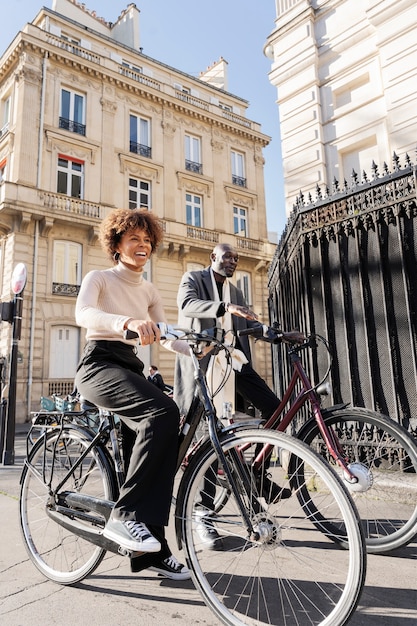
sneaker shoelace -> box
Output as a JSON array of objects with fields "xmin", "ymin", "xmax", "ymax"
[
  {"xmin": 124, "ymin": 521, "xmax": 151, "ymax": 541},
  {"xmin": 163, "ymin": 555, "xmax": 182, "ymax": 571}
]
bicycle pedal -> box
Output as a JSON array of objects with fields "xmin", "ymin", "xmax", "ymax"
[{"xmin": 118, "ymin": 547, "xmax": 146, "ymax": 558}]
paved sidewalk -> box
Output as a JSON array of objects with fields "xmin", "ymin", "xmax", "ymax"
[{"xmin": 0, "ymin": 428, "xmax": 416, "ymax": 625}]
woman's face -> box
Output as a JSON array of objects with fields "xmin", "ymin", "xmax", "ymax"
[{"xmin": 115, "ymin": 228, "xmax": 152, "ymax": 272}]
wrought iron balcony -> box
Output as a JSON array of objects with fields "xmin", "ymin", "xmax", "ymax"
[
  {"xmin": 52, "ymin": 282, "xmax": 80, "ymax": 296},
  {"xmin": 232, "ymin": 175, "xmax": 247, "ymax": 187},
  {"xmin": 186, "ymin": 225, "xmax": 219, "ymax": 243},
  {"xmin": 59, "ymin": 117, "xmax": 86, "ymax": 136},
  {"xmin": 130, "ymin": 141, "xmax": 152, "ymax": 158},
  {"xmin": 185, "ymin": 160, "xmax": 203, "ymax": 174}
]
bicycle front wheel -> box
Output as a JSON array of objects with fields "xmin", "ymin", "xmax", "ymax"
[
  {"xmin": 20, "ymin": 427, "xmax": 117, "ymax": 584},
  {"xmin": 176, "ymin": 428, "xmax": 366, "ymax": 626},
  {"xmin": 297, "ymin": 407, "xmax": 417, "ymax": 553}
]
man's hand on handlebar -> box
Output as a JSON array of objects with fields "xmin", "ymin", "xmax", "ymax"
[
  {"xmin": 238, "ymin": 324, "xmax": 307, "ymax": 345},
  {"xmin": 281, "ymin": 330, "xmax": 307, "ymax": 345},
  {"xmin": 227, "ymin": 302, "xmax": 259, "ymax": 321}
]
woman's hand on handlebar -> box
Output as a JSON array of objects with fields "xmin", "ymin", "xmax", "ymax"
[{"xmin": 124, "ymin": 319, "xmax": 161, "ymax": 345}]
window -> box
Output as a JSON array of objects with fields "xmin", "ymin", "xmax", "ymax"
[
  {"xmin": 186, "ymin": 193, "xmax": 202, "ymax": 227},
  {"xmin": 49, "ymin": 325, "xmax": 79, "ymax": 379},
  {"xmin": 59, "ymin": 88, "xmax": 86, "ymax": 135},
  {"xmin": 0, "ymin": 159, "xmax": 6, "ymax": 183},
  {"xmin": 57, "ymin": 156, "xmax": 84, "ymax": 198},
  {"xmin": 233, "ymin": 206, "xmax": 248, "ymax": 237},
  {"xmin": 236, "ymin": 271, "xmax": 252, "ymax": 307},
  {"xmin": 231, "ymin": 150, "xmax": 246, "ymax": 187},
  {"xmin": 1, "ymin": 95, "xmax": 11, "ymax": 136},
  {"xmin": 122, "ymin": 61, "xmax": 143, "ymax": 74},
  {"xmin": 185, "ymin": 134, "xmax": 202, "ymax": 174},
  {"xmin": 61, "ymin": 32, "xmax": 80, "ymax": 50},
  {"xmin": 129, "ymin": 177, "xmax": 151, "ymax": 210},
  {"xmin": 130, "ymin": 114, "xmax": 151, "ymax": 158},
  {"xmin": 52, "ymin": 241, "xmax": 82, "ymax": 295}
]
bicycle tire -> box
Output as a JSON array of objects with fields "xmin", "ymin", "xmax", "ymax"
[
  {"xmin": 296, "ymin": 407, "xmax": 417, "ymax": 553},
  {"xmin": 20, "ymin": 427, "xmax": 117, "ymax": 584},
  {"xmin": 176, "ymin": 428, "xmax": 366, "ymax": 626}
]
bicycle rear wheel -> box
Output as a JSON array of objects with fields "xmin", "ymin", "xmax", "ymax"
[
  {"xmin": 176, "ymin": 428, "xmax": 366, "ymax": 626},
  {"xmin": 20, "ymin": 427, "xmax": 117, "ymax": 584},
  {"xmin": 297, "ymin": 407, "xmax": 417, "ymax": 553}
]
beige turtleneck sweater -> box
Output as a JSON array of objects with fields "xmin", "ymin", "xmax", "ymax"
[{"xmin": 75, "ymin": 262, "xmax": 189, "ymax": 355}]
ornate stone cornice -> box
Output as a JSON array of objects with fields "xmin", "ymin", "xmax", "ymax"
[
  {"xmin": 118, "ymin": 152, "xmax": 162, "ymax": 182},
  {"xmin": 224, "ymin": 184, "xmax": 256, "ymax": 209}
]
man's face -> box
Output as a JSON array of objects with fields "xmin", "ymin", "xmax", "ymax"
[{"xmin": 211, "ymin": 246, "xmax": 239, "ymax": 278}]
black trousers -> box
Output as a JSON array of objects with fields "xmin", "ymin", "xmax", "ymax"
[
  {"xmin": 75, "ymin": 341, "xmax": 180, "ymax": 529},
  {"xmin": 199, "ymin": 362, "xmax": 280, "ymax": 510},
  {"xmin": 235, "ymin": 362, "xmax": 280, "ymax": 419}
]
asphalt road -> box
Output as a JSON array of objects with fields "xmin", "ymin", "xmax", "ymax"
[{"xmin": 0, "ymin": 428, "xmax": 416, "ymax": 625}]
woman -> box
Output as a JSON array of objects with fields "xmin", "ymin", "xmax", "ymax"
[{"xmin": 75, "ymin": 208, "xmax": 190, "ymax": 580}]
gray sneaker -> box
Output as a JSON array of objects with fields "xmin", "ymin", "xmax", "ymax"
[
  {"xmin": 195, "ymin": 512, "xmax": 223, "ymax": 550},
  {"xmin": 103, "ymin": 518, "xmax": 161, "ymax": 553}
]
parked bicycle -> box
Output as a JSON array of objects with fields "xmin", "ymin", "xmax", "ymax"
[
  {"xmin": 29, "ymin": 391, "xmax": 101, "ymax": 447},
  {"xmin": 236, "ymin": 323, "xmax": 417, "ymax": 554},
  {"xmin": 20, "ymin": 325, "xmax": 366, "ymax": 626}
]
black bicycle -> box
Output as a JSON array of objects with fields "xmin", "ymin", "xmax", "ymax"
[{"xmin": 20, "ymin": 326, "xmax": 366, "ymax": 626}]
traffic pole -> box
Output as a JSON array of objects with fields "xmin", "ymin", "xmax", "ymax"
[{"xmin": 2, "ymin": 263, "xmax": 26, "ymax": 466}]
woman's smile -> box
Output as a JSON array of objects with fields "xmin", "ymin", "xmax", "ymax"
[{"xmin": 117, "ymin": 228, "xmax": 152, "ymax": 271}]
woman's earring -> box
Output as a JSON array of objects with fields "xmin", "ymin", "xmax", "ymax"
[{"xmin": 113, "ymin": 251, "xmax": 120, "ymax": 262}]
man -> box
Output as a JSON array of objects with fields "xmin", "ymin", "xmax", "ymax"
[
  {"xmin": 174, "ymin": 243, "xmax": 288, "ymax": 549},
  {"xmin": 147, "ymin": 365, "xmax": 166, "ymax": 391}
]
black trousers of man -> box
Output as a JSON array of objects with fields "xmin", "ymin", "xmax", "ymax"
[{"xmin": 199, "ymin": 361, "xmax": 280, "ymax": 510}]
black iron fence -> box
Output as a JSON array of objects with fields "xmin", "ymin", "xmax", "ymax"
[{"xmin": 268, "ymin": 154, "xmax": 417, "ymax": 437}]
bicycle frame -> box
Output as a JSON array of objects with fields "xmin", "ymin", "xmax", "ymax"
[{"xmin": 251, "ymin": 341, "xmax": 357, "ymax": 482}]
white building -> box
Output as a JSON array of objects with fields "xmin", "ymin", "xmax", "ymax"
[{"xmin": 264, "ymin": 0, "xmax": 417, "ymax": 212}]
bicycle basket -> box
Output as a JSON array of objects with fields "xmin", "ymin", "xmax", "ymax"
[{"xmin": 40, "ymin": 396, "xmax": 56, "ymax": 411}]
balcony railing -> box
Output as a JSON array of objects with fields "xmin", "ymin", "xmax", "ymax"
[
  {"xmin": 185, "ymin": 160, "xmax": 203, "ymax": 174},
  {"xmin": 46, "ymin": 34, "xmax": 101, "ymax": 65},
  {"xmin": 237, "ymin": 237, "xmax": 263, "ymax": 252},
  {"xmin": 59, "ymin": 117, "xmax": 86, "ymax": 136},
  {"xmin": 130, "ymin": 141, "xmax": 152, "ymax": 158},
  {"xmin": 186, "ymin": 226, "xmax": 219, "ymax": 243},
  {"xmin": 119, "ymin": 66, "xmax": 162, "ymax": 91},
  {"xmin": 41, "ymin": 191, "xmax": 102, "ymax": 218},
  {"xmin": 52, "ymin": 282, "xmax": 80, "ymax": 296},
  {"xmin": 221, "ymin": 110, "xmax": 252, "ymax": 129},
  {"xmin": 232, "ymin": 175, "xmax": 247, "ymax": 187},
  {"xmin": 175, "ymin": 90, "xmax": 210, "ymax": 111}
]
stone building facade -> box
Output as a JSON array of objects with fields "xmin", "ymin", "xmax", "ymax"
[
  {"xmin": 0, "ymin": 0, "xmax": 275, "ymax": 421},
  {"xmin": 264, "ymin": 0, "xmax": 417, "ymax": 214}
]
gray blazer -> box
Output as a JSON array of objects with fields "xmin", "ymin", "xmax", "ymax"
[{"xmin": 174, "ymin": 267, "xmax": 256, "ymax": 415}]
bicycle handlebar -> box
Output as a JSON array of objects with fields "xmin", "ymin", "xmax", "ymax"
[
  {"xmin": 238, "ymin": 324, "xmax": 307, "ymax": 346},
  {"xmin": 124, "ymin": 323, "xmax": 225, "ymax": 345}
]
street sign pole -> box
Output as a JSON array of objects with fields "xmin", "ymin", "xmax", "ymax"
[{"xmin": 2, "ymin": 263, "xmax": 26, "ymax": 466}]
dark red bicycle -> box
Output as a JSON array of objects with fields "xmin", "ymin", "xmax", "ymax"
[{"xmin": 234, "ymin": 323, "xmax": 417, "ymax": 554}]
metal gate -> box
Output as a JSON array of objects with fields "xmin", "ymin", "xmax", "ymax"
[{"xmin": 268, "ymin": 156, "xmax": 417, "ymax": 437}]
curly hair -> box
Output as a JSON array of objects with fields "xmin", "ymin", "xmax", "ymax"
[{"xmin": 99, "ymin": 208, "xmax": 164, "ymax": 262}]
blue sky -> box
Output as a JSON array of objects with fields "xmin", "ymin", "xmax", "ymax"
[{"xmin": 2, "ymin": 0, "xmax": 287, "ymax": 235}]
